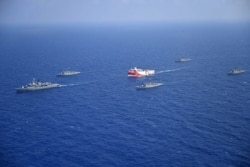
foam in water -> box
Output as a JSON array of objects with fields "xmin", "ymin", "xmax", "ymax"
[{"xmin": 156, "ymin": 67, "xmax": 187, "ymax": 74}]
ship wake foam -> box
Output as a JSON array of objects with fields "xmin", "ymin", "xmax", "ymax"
[
  {"xmin": 60, "ymin": 83, "xmax": 83, "ymax": 87},
  {"xmin": 156, "ymin": 67, "xmax": 186, "ymax": 74}
]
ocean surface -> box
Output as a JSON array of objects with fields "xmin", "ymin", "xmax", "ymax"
[{"xmin": 0, "ymin": 23, "xmax": 250, "ymax": 167}]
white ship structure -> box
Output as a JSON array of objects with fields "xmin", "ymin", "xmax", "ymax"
[{"xmin": 128, "ymin": 67, "xmax": 155, "ymax": 77}]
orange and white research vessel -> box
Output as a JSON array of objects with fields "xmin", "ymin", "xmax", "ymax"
[{"xmin": 127, "ymin": 67, "xmax": 155, "ymax": 77}]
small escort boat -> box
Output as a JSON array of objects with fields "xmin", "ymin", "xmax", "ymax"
[
  {"xmin": 16, "ymin": 78, "xmax": 60, "ymax": 92},
  {"xmin": 136, "ymin": 82, "xmax": 163, "ymax": 90},
  {"xmin": 56, "ymin": 70, "xmax": 81, "ymax": 77},
  {"xmin": 175, "ymin": 58, "xmax": 192, "ymax": 62},
  {"xmin": 128, "ymin": 67, "xmax": 155, "ymax": 77},
  {"xmin": 227, "ymin": 68, "xmax": 245, "ymax": 75}
]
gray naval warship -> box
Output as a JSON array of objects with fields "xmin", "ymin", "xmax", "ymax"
[
  {"xmin": 175, "ymin": 57, "xmax": 192, "ymax": 62},
  {"xmin": 56, "ymin": 70, "xmax": 81, "ymax": 77},
  {"xmin": 136, "ymin": 82, "xmax": 163, "ymax": 90},
  {"xmin": 227, "ymin": 68, "xmax": 245, "ymax": 75},
  {"xmin": 16, "ymin": 78, "xmax": 60, "ymax": 92}
]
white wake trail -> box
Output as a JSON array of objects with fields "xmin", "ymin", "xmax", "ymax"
[
  {"xmin": 60, "ymin": 83, "xmax": 83, "ymax": 87},
  {"xmin": 156, "ymin": 67, "xmax": 187, "ymax": 74}
]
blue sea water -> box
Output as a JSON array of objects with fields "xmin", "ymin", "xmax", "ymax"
[{"xmin": 0, "ymin": 23, "xmax": 250, "ymax": 167}]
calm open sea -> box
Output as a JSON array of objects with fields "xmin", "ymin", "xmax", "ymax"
[{"xmin": 0, "ymin": 23, "xmax": 250, "ymax": 167}]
